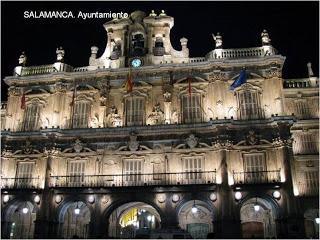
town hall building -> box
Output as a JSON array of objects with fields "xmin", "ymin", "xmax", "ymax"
[{"xmin": 1, "ymin": 10, "xmax": 319, "ymax": 239}]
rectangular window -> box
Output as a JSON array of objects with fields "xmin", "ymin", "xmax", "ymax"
[
  {"xmin": 243, "ymin": 153, "xmax": 266, "ymax": 183},
  {"xmin": 182, "ymin": 156, "xmax": 203, "ymax": 180},
  {"xmin": 182, "ymin": 94, "xmax": 202, "ymax": 123},
  {"xmin": 305, "ymin": 171, "xmax": 319, "ymax": 189},
  {"xmin": 73, "ymin": 102, "xmax": 90, "ymax": 128},
  {"xmin": 123, "ymin": 159, "xmax": 143, "ymax": 183},
  {"xmin": 301, "ymin": 133, "xmax": 318, "ymax": 154},
  {"xmin": 23, "ymin": 104, "xmax": 41, "ymax": 131},
  {"xmin": 68, "ymin": 160, "xmax": 85, "ymax": 185},
  {"xmin": 238, "ymin": 91, "xmax": 261, "ymax": 120},
  {"xmin": 15, "ymin": 162, "xmax": 35, "ymax": 187},
  {"xmin": 295, "ymin": 101, "xmax": 310, "ymax": 119},
  {"xmin": 125, "ymin": 97, "xmax": 145, "ymax": 126}
]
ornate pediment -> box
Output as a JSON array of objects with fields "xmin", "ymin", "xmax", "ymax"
[{"xmin": 62, "ymin": 139, "xmax": 95, "ymax": 153}]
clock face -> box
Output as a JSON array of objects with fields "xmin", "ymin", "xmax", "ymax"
[{"xmin": 131, "ymin": 58, "xmax": 142, "ymax": 68}]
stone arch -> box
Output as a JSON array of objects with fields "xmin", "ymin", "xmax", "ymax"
[
  {"xmin": 177, "ymin": 199, "xmax": 215, "ymax": 239},
  {"xmin": 56, "ymin": 198, "xmax": 92, "ymax": 239},
  {"xmin": 239, "ymin": 196, "xmax": 278, "ymax": 238},
  {"xmin": 102, "ymin": 199, "xmax": 164, "ymax": 238},
  {"xmin": 304, "ymin": 208, "xmax": 319, "ymax": 238},
  {"xmin": 1, "ymin": 198, "xmax": 37, "ymax": 239}
]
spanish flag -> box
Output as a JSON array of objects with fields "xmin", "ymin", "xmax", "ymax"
[{"xmin": 126, "ymin": 69, "xmax": 133, "ymax": 93}]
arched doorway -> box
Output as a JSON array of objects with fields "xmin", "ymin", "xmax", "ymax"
[
  {"xmin": 58, "ymin": 201, "xmax": 91, "ymax": 239},
  {"xmin": 240, "ymin": 197, "xmax": 277, "ymax": 238},
  {"xmin": 304, "ymin": 209, "xmax": 319, "ymax": 238},
  {"xmin": 178, "ymin": 200, "xmax": 214, "ymax": 239},
  {"xmin": 108, "ymin": 202, "xmax": 161, "ymax": 238},
  {"xmin": 2, "ymin": 201, "xmax": 36, "ymax": 239}
]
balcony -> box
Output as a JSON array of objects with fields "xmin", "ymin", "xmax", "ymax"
[
  {"xmin": 233, "ymin": 170, "xmax": 281, "ymax": 185},
  {"xmin": 297, "ymin": 182, "xmax": 319, "ymax": 197},
  {"xmin": 49, "ymin": 171, "xmax": 216, "ymax": 188},
  {"xmin": 1, "ymin": 177, "xmax": 40, "ymax": 189}
]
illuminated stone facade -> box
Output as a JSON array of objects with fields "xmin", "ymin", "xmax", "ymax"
[{"xmin": 1, "ymin": 10, "xmax": 319, "ymax": 239}]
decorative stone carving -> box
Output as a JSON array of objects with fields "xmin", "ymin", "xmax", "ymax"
[
  {"xmin": 265, "ymin": 67, "xmax": 282, "ymax": 78},
  {"xmin": 157, "ymin": 194, "xmax": 166, "ymax": 203},
  {"xmin": 106, "ymin": 106, "xmax": 122, "ymax": 127},
  {"xmin": 211, "ymin": 71, "xmax": 226, "ymax": 81},
  {"xmin": 171, "ymin": 110, "xmax": 179, "ymax": 124},
  {"xmin": 128, "ymin": 132, "xmax": 139, "ymax": 151},
  {"xmin": 246, "ymin": 130, "xmax": 259, "ymax": 145},
  {"xmin": 73, "ymin": 139, "xmax": 83, "ymax": 153},
  {"xmin": 186, "ymin": 134, "xmax": 198, "ymax": 148},
  {"xmin": 8, "ymin": 87, "xmax": 19, "ymax": 96},
  {"xmin": 147, "ymin": 103, "xmax": 164, "ymax": 125},
  {"xmin": 22, "ymin": 140, "xmax": 33, "ymax": 154},
  {"xmin": 163, "ymin": 91, "xmax": 171, "ymax": 102}
]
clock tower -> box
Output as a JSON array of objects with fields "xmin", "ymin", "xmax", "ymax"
[{"xmin": 88, "ymin": 10, "xmax": 190, "ymax": 69}]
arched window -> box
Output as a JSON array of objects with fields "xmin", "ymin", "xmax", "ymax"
[
  {"xmin": 72, "ymin": 101, "xmax": 91, "ymax": 128},
  {"xmin": 23, "ymin": 103, "xmax": 41, "ymax": 131},
  {"xmin": 236, "ymin": 85, "xmax": 262, "ymax": 120},
  {"xmin": 181, "ymin": 94, "xmax": 202, "ymax": 123},
  {"xmin": 125, "ymin": 97, "xmax": 145, "ymax": 126}
]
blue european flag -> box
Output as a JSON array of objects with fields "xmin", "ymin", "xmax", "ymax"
[{"xmin": 230, "ymin": 69, "xmax": 247, "ymax": 90}]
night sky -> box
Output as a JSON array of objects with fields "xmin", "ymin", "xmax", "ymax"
[{"xmin": 1, "ymin": 1, "xmax": 319, "ymax": 101}]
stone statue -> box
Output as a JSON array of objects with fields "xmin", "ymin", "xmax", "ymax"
[
  {"xmin": 159, "ymin": 10, "xmax": 166, "ymax": 17},
  {"xmin": 307, "ymin": 62, "xmax": 314, "ymax": 77},
  {"xmin": 147, "ymin": 103, "xmax": 164, "ymax": 125},
  {"xmin": 149, "ymin": 10, "xmax": 157, "ymax": 17},
  {"xmin": 261, "ymin": 29, "xmax": 271, "ymax": 45},
  {"xmin": 212, "ymin": 33, "xmax": 223, "ymax": 49},
  {"xmin": 56, "ymin": 46, "xmax": 65, "ymax": 62},
  {"xmin": 106, "ymin": 106, "xmax": 122, "ymax": 127},
  {"xmin": 18, "ymin": 51, "xmax": 27, "ymax": 66}
]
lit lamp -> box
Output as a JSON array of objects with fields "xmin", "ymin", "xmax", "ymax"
[
  {"xmin": 147, "ymin": 215, "xmax": 152, "ymax": 222},
  {"xmin": 254, "ymin": 197, "xmax": 260, "ymax": 212},
  {"xmin": 272, "ymin": 190, "xmax": 281, "ymax": 199},
  {"xmin": 3, "ymin": 195, "xmax": 9, "ymax": 203},
  {"xmin": 191, "ymin": 200, "xmax": 198, "ymax": 213},
  {"xmin": 22, "ymin": 203, "xmax": 29, "ymax": 214},
  {"xmin": 315, "ymin": 218, "xmax": 320, "ymax": 224},
  {"xmin": 34, "ymin": 195, "xmax": 40, "ymax": 204},
  {"xmin": 74, "ymin": 202, "xmax": 80, "ymax": 215},
  {"xmin": 235, "ymin": 191, "xmax": 242, "ymax": 200}
]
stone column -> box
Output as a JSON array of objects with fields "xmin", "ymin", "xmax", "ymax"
[
  {"xmin": 215, "ymin": 149, "xmax": 241, "ymax": 238},
  {"xmin": 163, "ymin": 92, "xmax": 172, "ymax": 124},
  {"xmin": 279, "ymin": 143, "xmax": 305, "ymax": 238}
]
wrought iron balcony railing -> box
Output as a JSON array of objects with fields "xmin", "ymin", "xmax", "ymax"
[
  {"xmin": 49, "ymin": 171, "xmax": 216, "ymax": 188},
  {"xmin": 233, "ymin": 170, "xmax": 281, "ymax": 185},
  {"xmin": 297, "ymin": 182, "xmax": 319, "ymax": 197},
  {"xmin": 1, "ymin": 177, "xmax": 40, "ymax": 189}
]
